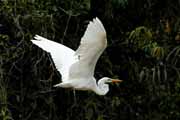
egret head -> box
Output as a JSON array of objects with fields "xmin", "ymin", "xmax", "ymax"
[{"xmin": 96, "ymin": 77, "xmax": 123, "ymax": 95}]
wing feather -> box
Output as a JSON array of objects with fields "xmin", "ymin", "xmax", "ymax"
[
  {"xmin": 31, "ymin": 35, "xmax": 77, "ymax": 81},
  {"xmin": 69, "ymin": 17, "xmax": 107, "ymax": 78}
]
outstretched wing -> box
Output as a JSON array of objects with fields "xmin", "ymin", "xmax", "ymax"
[
  {"xmin": 31, "ymin": 35, "xmax": 77, "ymax": 81},
  {"xmin": 69, "ymin": 17, "xmax": 107, "ymax": 78}
]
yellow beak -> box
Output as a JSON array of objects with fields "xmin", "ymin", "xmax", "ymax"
[{"xmin": 111, "ymin": 79, "xmax": 123, "ymax": 83}]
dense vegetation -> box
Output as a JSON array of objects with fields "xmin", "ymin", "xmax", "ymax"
[{"xmin": 0, "ymin": 0, "xmax": 180, "ymax": 120}]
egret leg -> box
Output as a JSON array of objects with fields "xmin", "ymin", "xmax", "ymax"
[
  {"xmin": 73, "ymin": 90, "xmax": 77, "ymax": 104},
  {"xmin": 40, "ymin": 79, "xmax": 51, "ymax": 83}
]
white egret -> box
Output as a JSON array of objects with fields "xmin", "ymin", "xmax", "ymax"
[{"xmin": 31, "ymin": 17, "xmax": 122, "ymax": 95}]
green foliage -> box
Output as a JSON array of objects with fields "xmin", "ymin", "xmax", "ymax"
[
  {"xmin": 0, "ymin": 35, "xmax": 13, "ymax": 120},
  {"xmin": 151, "ymin": 46, "xmax": 165, "ymax": 60},
  {"xmin": 166, "ymin": 46, "xmax": 180, "ymax": 66},
  {"xmin": 129, "ymin": 26, "xmax": 152, "ymax": 52},
  {"xmin": 0, "ymin": 0, "xmax": 180, "ymax": 120},
  {"xmin": 111, "ymin": 0, "xmax": 128, "ymax": 8}
]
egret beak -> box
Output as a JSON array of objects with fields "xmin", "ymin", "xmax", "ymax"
[{"xmin": 111, "ymin": 79, "xmax": 123, "ymax": 83}]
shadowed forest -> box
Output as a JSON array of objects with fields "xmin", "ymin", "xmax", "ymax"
[{"xmin": 0, "ymin": 0, "xmax": 180, "ymax": 120}]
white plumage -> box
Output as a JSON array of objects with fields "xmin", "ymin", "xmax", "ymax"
[{"xmin": 31, "ymin": 17, "xmax": 122, "ymax": 95}]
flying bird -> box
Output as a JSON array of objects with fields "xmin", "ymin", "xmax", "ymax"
[{"xmin": 31, "ymin": 17, "xmax": 122, "ymax": 95}]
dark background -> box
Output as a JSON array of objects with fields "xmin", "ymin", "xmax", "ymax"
[{"xmin": 0, "ymin": 0, "xmax": 180, "ymax": 120}]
